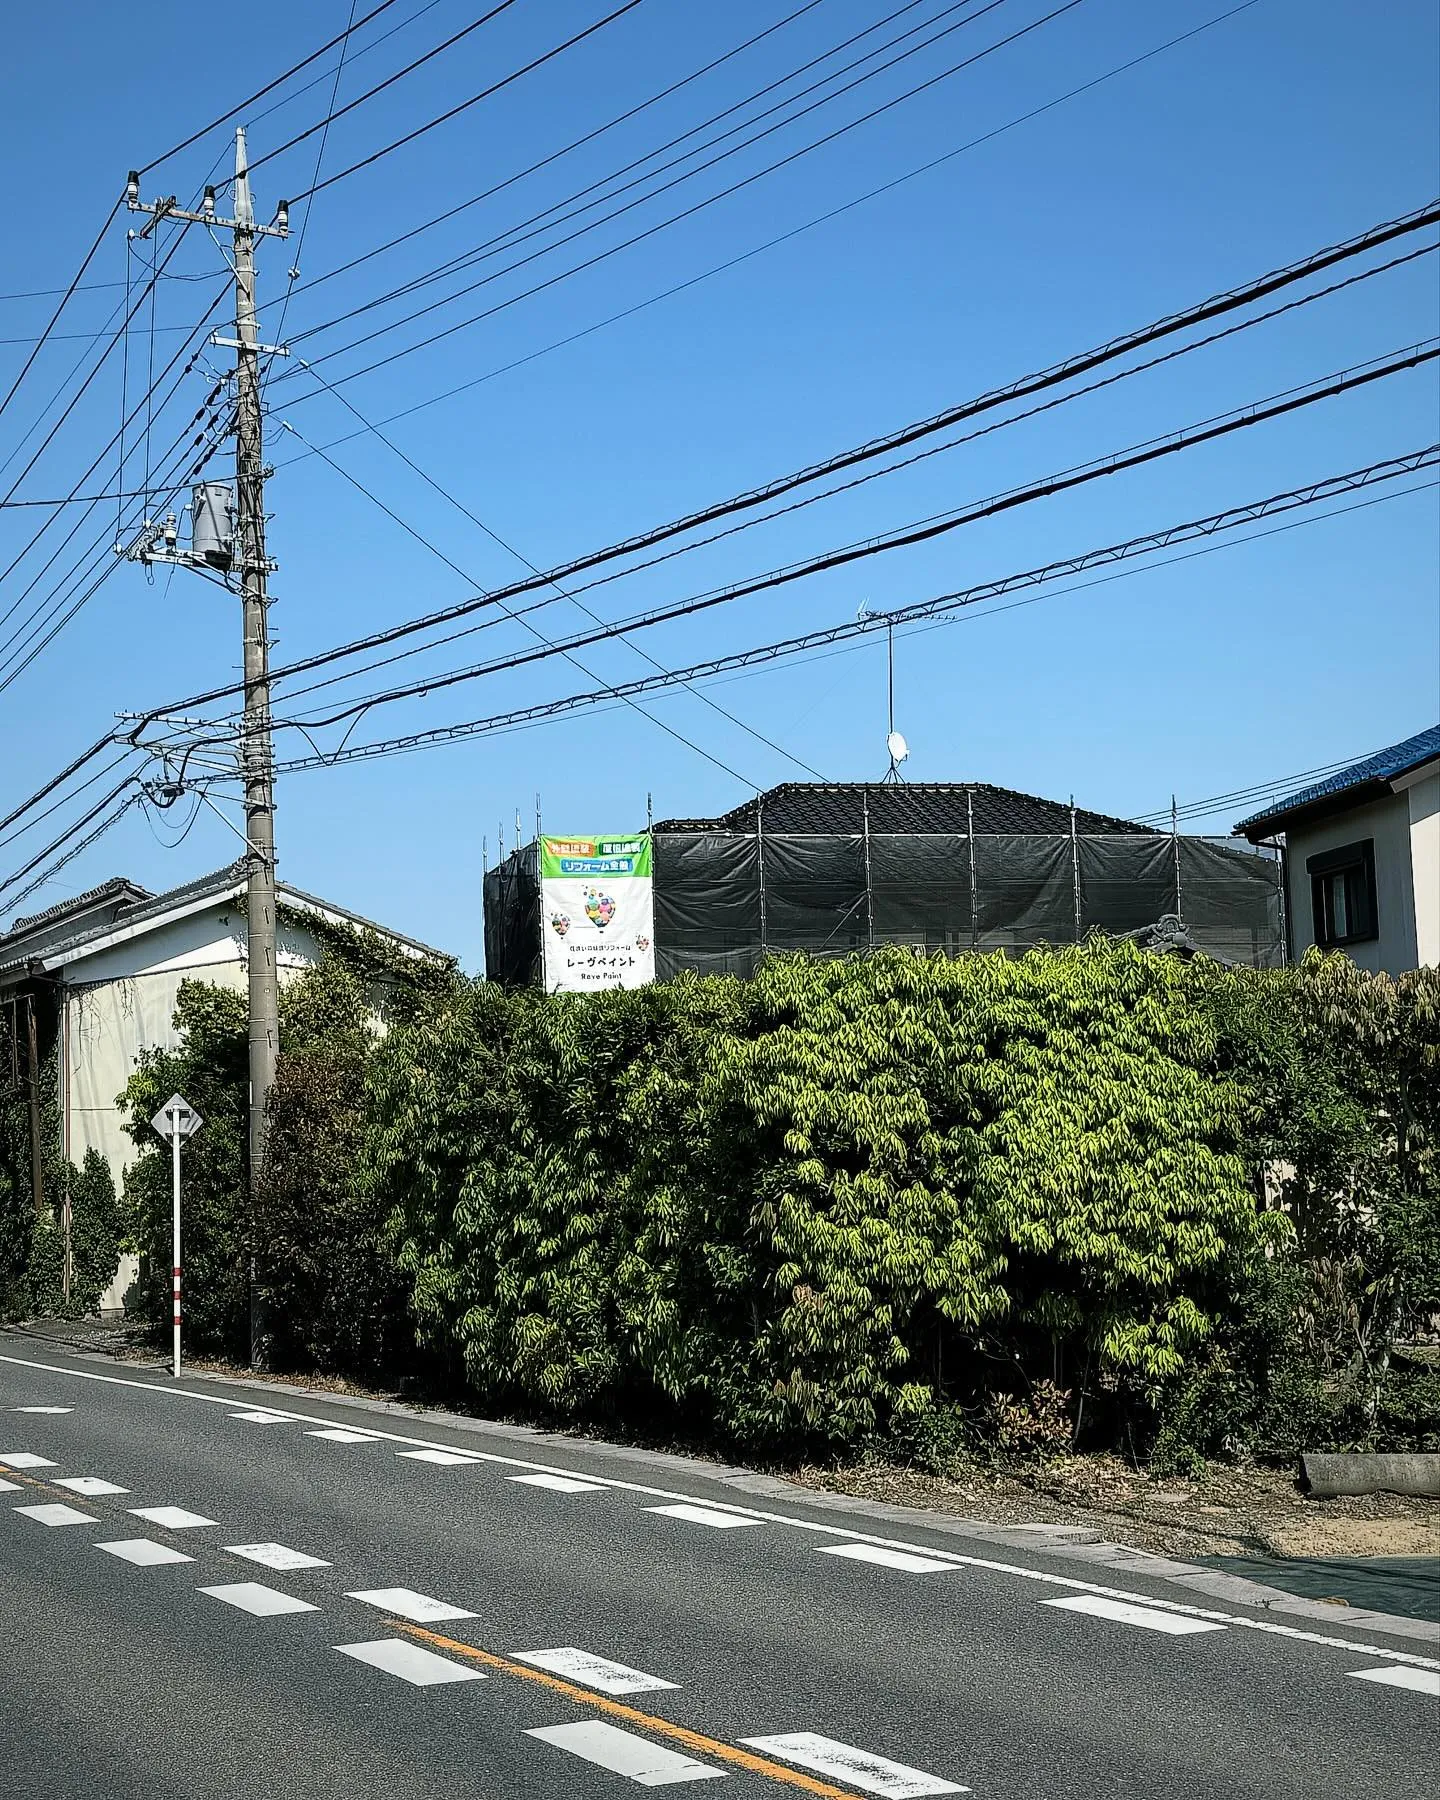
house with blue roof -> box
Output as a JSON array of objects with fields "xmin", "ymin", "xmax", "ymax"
[{"xmin": 1236, "ymin": 725, "xmax": 1440, "ymax": 973}]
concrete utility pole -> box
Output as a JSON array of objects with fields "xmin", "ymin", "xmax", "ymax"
[{"xmin": 125, "ymin": 132, "xmax": 288, "ymax": 1365}]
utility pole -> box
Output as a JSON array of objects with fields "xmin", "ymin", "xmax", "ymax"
[{"xmin": 125, "ymin": 132, "xmax": 288, "ymax": 1366}]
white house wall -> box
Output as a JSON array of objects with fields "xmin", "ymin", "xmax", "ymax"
[
  {"xmin": 1286, "ymin": 792, "xmax": 1417, "ymax": 974},
  {"xmin": 1402, "ymin": 769, "xmax": 1439, "ymax": 966}
]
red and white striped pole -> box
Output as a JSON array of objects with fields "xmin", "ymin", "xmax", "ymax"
[{"xmin": 171, "ymin": 1111, "xmax": 182, "ymax": 1380}]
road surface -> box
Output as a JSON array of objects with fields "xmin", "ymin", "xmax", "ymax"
[{"xmin": 1, "ymin": 1336, "xmax": 1434, "ymax": 1798}]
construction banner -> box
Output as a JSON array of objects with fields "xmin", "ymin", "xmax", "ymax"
[{"xmin": 540, "ymin": 834, "xmax": 655, "ymax": 992}]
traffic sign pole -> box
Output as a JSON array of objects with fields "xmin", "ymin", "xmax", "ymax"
[
  {"xmin": 172, "ymin": 1121, "xmax": 182, "ymax": 1380},
  {"xmin": 150, "ymin": 1093, "xmax": 202, "ymax": 1381}
]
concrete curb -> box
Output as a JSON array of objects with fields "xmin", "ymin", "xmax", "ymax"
[{"xmin": 7, "ymin": 1327, "xmax": 1437, "ymax": 1647}]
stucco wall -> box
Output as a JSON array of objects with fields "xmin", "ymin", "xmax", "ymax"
[
  {"xmin": 1402, "ymin": 769, "xmax": 1439, "ymax": 967},
  {"xmin": 1286, "ymin": 791, "xmax": 1416, "ymax": 974}
]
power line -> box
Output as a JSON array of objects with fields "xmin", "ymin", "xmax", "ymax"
[
  {"xmin": 0, "ymin": 196, "xmax": 122, "ymax": 428},
  {"xmin": 266, "ymin": 0, "xmax": 1270, "ymax": 463},
  {"xmin": 257, "ymin": 452, "xmax": 1439, "ymax": 772},
  {"xmin": 281, "ymin": 0, "xmax": 996, "ymax": 344},
  {"xmin": 286, "ymin": 0, "xmax": 650, "ymax": 205},
  {"xmin": 135, "ymin": 0, "xmax": 406, "ymax": 175},
  {"xmin": 284, "ymin": 370, "xmax": 829, "ymax": 779},
  {"xmin": 256, "ymin": 238, "xmax": 1435, "ymax": 720},
  {"xmin": 266, "ymin": 0, "xmax": 832, "ymax": 317},
  {"xmin": 275, "ymin": 0, "xmax": 1079, "ymax": 388},
  {"xmin": 123, "ymin": 203, "xmax": 1440, "ymax": 731}
]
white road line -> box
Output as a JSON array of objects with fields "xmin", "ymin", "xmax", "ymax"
[
  {"xmin": 397, "ymin": 1447, "xmax": 483, "ymax": 1466},
  {"xmin": 8, "ymin": 1352, "xmax": 1438, "ymax": 1675},
  {"xmin": 229, "ymin": 1410, "xmax": 297, "ymax": 1424},
  {"xmin": 129, "ymin": 1506, "xmax": 216, "ymax": 1529},
  {"xmin": 0, "ymin": 1477, "xmax": 21, "ymax": 1493},
  {"xmin": 526, "ymin": 1720, "xmax": 724, "ymax": 1785},
  {"xmin": 306, "ymin": 1427, "xmax": 380, "ymax": 1443},
  {"xmin": 513, "ymin": 1647, "xmax": 678, "ymax": 1694},
  {"xmin": 647, "ymin": 1503, "xmax": 757, "ymax": 1530},
  {"xmin": 201, "ymin": 1581, "xmax": 319, "ymax": 1617},
  {"xmin": 819, "ymin": 1543, "xmax": 959, "ymax": 1574},
  {"xmin": 13, "ymin": 1502, "xmax": 96, "ymax": 1526},
  {"xmin": 740, "ymin": 1733, "xmax": 967, "ymax": 1797},
  {"xmin": 10, "ymin": 1405, "xmax": 71, "ymax": 1413},
  {"xmin": 224, "ymin": 1542, "xmax": 330, "ymax": 1571},
  {"xmin": 54, "ymin": 1476, "xmax": 128, "ymax": 1497},
  {"xmin": 1349, "ymin": 1665, "xmax": 1440, "ymax": 1696},
  {"xmin": 96, "ymin": 1539, "xmax": 193, "ymax": 1566},
  {"xmin": 0, "ymin": 1452, "xmax": 56, "ymax": 1468},
  {"xmin": 508, "ymin": 1471, "xmax": 607, "ymax": 1493},
  {"xmin": 335, "ymin": 1638, "xmax": 486, "ymax": 1686},
  {"xmin": 347, "ymin": 1587, "xmax": 475, "ymax": 1623},
  {"xmin": 1044, "ymin": 1594, "xmax": 1227, "ymax": 1636}
]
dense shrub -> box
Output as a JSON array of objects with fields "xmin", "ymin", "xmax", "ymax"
[{"xmin": 374, "ymin": 942, "xmax": 1274, "ymax": 1456}]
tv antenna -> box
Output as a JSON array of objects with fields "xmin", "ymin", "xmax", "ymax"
[{"xmin": 883, "ymin": 617, "xmax": 908, "ymax": 783}]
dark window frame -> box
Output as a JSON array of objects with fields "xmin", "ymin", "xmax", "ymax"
[{"xmin": 1307, "ymin": 838, "xmax": 1378, "ymax": 947}]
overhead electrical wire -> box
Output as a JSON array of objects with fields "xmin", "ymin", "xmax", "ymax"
[
  {"xmin": 265, "ymin": 0, "xmax": 1270, "ymax": 468},
  {"xmin": 134, "ymin": 0, "xmax": 406, "ymax": 176},
  {"xmin": 0, "ymin": 196, "xmax": 123, "ymax": 428},
  {"xmin": 257, "ymin": 345, "xmax": 1438, "ymax": 736},
  {"xmin": 254, "ymin": 451, "xmax": 1438, "ymax": 773},
  {"xmin": 245, "ymin": 241, "xmax": 1433, "ymax": 726},
  {"xmin": 130, "ymin": 199, "xmax": 1439, "ymax": 729},
  {"xmin": 278, "ymin": 0, "xmax": 1000, "ymax": 343},
  {"xmin": 282, "ymin": 375, "xmax": 829, "ymax": 779},
  {"xmin": 280, "ymin": 0, "xmax": 650, "ymax": 205},
  {"xmin": 265, "ymin": 0, "xmax": 833, "ymax": 317},
  {"xmin": 272, "ymin": 0, "xmax": 1081, "ymax": 391}
]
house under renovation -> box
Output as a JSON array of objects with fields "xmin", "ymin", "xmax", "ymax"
[{"xmin": 485, "ymin": 780, "xmax": 1285, "ymax": 988}]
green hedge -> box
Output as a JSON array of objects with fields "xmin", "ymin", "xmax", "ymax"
[{"xmin": 372, "ymin": 942, "xmax": 1276, "ymax": 1455}]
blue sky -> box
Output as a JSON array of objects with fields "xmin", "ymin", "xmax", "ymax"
[{"xmin": 1, "ymin": 0, "xmax": 1436, "ymax": 966}]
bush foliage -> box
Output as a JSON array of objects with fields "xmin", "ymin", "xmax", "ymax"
[{"xmin": 97, "ymin": 938, "xmax": 1438, "ymax": 1471}]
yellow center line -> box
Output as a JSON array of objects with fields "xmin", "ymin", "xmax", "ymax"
[{"xmin": 394, "ymin": 1621, "xmax": 865, "ymax": 1797}]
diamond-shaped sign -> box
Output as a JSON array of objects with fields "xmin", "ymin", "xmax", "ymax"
[{"xmin": 151, "ymin": 1092, "xmax": 203, "ymax": 1142}]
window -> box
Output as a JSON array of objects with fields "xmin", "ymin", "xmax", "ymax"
[{"xmin": 1307, "ymin": 840, "xmax": 1377, "ymax": 947}]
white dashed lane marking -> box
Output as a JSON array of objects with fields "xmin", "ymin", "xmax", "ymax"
[
  {"xmin": 513, "ymin": 1647, "xmax": 678, "ymax": 1694},
  {"xmin": 347, "ymin": 1587, "xmax": 475, "ymax": 1623},
  {"xmin": 307, "ymin": 1428, "xmax": 380, "ymax": 1444},
  {"xmin": 1044, "ymin": 1593, "xmax": 1227, "ymax": 1635},
  {"xmin": 1349, "ymin": 1665, "xmax": 1440, "ymax": 1696},
  {"xmin": 336, "ymin": 1638, "xmax": 486, "ymax": 1686},
  {"xmin": 527, "ymin": 1720, "xmax": 724, "ymax": 1785},
  {"xmin": 647, "ymin": 1503, "xmax": 756, "ymax": 1530},
  {"xmin": 13, "ymin": 1502, "xmax": 96, "ymax": 1526},
  {"xmin": 0, "ymin": 1452, "xmax": 56, "ymax": 1468},
  {"xmin": 229, "ymin": 1410, "xmax": 296, "ymax": 1424},
  {"xmin": 54, "ymin": 1476, "xmax": 128, "ymax": 1497},
  {"xmin": 201, "ymin": 1582, "xmax": 319, "ymax": 1617},
  {"xmin": 819, "ymin": 1543, "xmax": 958, "ymax": 1574},
  {"xmin": 397, "ymin": 1448, "xmax": 484, "ymax": 1466},
  {"xmin": 224, "ymin": 1542, "xmax": 330, "ymax": 1571},
  {"xmin": 740, "ymin": 1732, "xmax": 967, "ymax": 1797},
  {"xmin": 96, "ymin": 1539, "xmax": 193, "ymax": 1566},
  {"xmin": 508, "ymin": 1471, "xmax": 607, "ymax": 1493},
  {"xmin": 129, "ymin": 1506, "xmax": 216, "ymax": 1529},
  {"xmin": 10, "ymin": 1406, "xmax": 72, "ymax": 1413}
]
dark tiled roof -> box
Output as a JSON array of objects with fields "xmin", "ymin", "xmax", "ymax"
[
  {"xmin": 1236, "ymin": 725, "xmax": 1440, "ymax": 836},
  {"xmin": 1, "ymin": 860, "xmax": 452, "ymax": 976},
  {"xmin": 654, "ymin": 782, "xmax": 1155, "ymax": 836},
  {"xmin": 5, "ymin": 876, "xmax": 150, "ymax": 941}
]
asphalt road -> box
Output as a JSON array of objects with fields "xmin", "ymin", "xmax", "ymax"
[{"xmin": 2, "ymin": 1337, "xmax": 1435, "ymax": 1799}]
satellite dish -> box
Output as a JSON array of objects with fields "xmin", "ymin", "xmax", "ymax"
[{"xmin": 886, "ymin": 730, "xmax": 909, "ymax": 765}]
